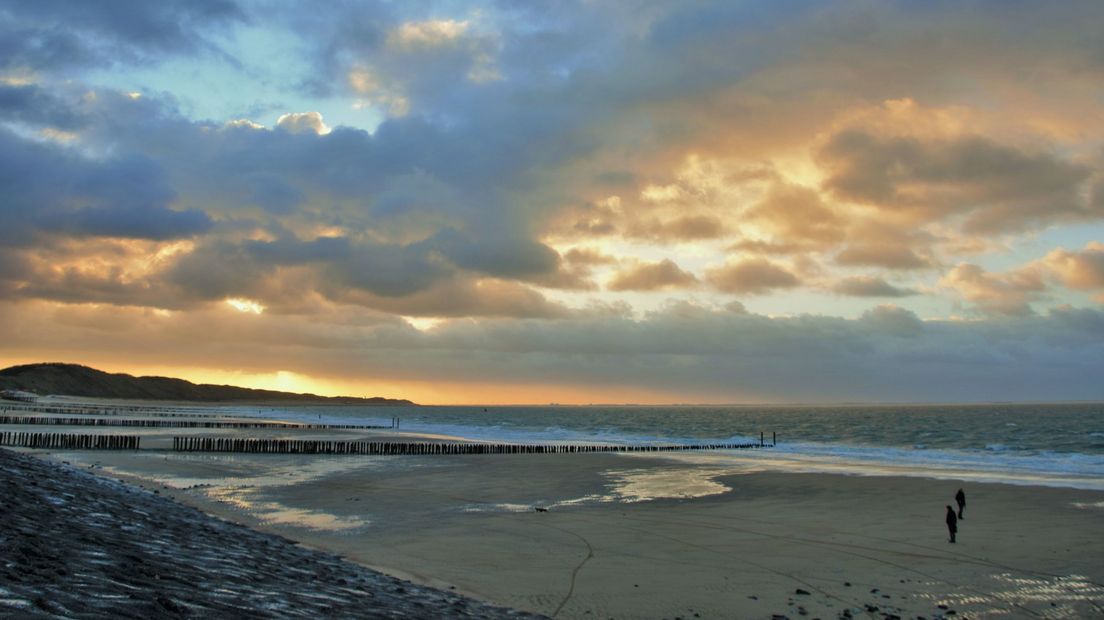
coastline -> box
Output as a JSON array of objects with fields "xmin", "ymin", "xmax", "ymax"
[
  {"xmin": 28, "ymin": 445, "xmax": 1104, "ymax": 619},
  {"xmin": 0, "ymin": 447, "xmax": 539, "ymax": 618}
]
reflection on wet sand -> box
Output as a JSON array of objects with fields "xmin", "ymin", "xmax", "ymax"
[
  {"xmin": 602, "ymin": 467, "xmax": 731, "ymax": 502},
  {"xmin": 36, "ymin": 438, "xmax": 1104, "ymax": 619},
  {"xmin": 204, "ymin": 486, "xmax": 369, "ymax": 531},
  {"xmin": 624, "ymin": 450, "xmax": 1104, "ymax": 491},
  {"xmin": 911, "ymin": 573, "xmax": 1104, "ymax": 619},
  {"xmin": 461, "ymin": 464, "xmax": 732, "ymax": 513}
]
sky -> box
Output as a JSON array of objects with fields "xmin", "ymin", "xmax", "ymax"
[{"xmin": 1, "ymin": 0, "xmax": 1103, "ymax": 404}]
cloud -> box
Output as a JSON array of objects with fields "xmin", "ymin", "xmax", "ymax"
[
  {"xmin": 164, "ymin": 241, "xmax": 271, "ymax": 303},
  {"xmin": 0, "ymin": 83, "xmax": 85, "ymax": 130},
  {"xmin": 0, "ymin": 127, "xmax": 210, "ymax": 244},
  {"xmin": 0, "ymin": 0, "xmax": 244, "ymax": 72},
  {"xmin": 831, "ymin": 276, "xmax": 916, "ymax": 298},
  {"xmin": 429, "ymin": 229, "xmax": 561, "ymax": 281},
  {"xmin": 154, "ymin": 232, "xmax": 580, "ymax": 317},
  {"xmin": 625, "ymin": 215, "xmax": 726, "ymax": 241},
  {"xmin": 563, "ymin": 247, "xmax": 617, "ymax": 266},
  {"xmin": 939, "ymin": 263, "xmax": 1047, "ymax": 316},
  {"xmin": 4, "ymin": 300, "xmax": 1103, "ymax": 403},
  {"xmin": 818, "ymin": 130, "xmax": 1095, "ymax": 233},
  {"xmin": 835, "ymin": 243, "xmax": 933, "ymax": 270},
  {"xmin": 743, "ymin": 182, "xmax": 844, "ymax": 247},
  {"xmin": 1041, "ymin": 242, "xmax": 1104, "ymax": 291},
  {"xmin": 387, "ymin": 19, "xmax": 471, "ymax": 50},
  {"xmin": 4, "ymin": 0, "xmax": 1104, "ymax": 404},
  {"xmin": 706, "ymin": 258, "xmax": 800, "ymax": 295},
  {"xmin": 62, "ymin": 205, "xmax": 213, "ymax": 241},
  {"xmin": 275, "ymin": 111, "xmax": 331, "ymax": 135},
  {"xmin": 860, "ymin": 304, "xmax": 924, "ymax": 337},
  {"xmin": 831, "ymin": 221, "xmax": 940, "ymax": 270},
  {"xmin": 325, "ymin": 277, "xmax": 571, "ymax": 319},
  {"xmin": 607, "ymin": 259, "xmax": 698, "ymax": 292}
]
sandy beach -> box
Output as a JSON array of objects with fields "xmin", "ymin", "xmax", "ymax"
[
  {"xmin": 0, "ymin": 446, "xmax": 543, "ymax": 618},
  {"xmin": 14, "ymin": 426, "xmax": 1103, "ymax": 619}
]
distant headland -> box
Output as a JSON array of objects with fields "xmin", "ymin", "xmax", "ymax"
[{"xmin": 0, "ymin": 363, "xmax": 415, "ymax": 406}]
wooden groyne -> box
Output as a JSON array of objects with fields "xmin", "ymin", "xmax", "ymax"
[
  {"xmin": 172, "ymin": 437, "xmax": 771, "ymax": 455},
  {"xmin": 0, "ymin": 431, "xmax": 140, "ymax": 450},
  {"xmin": 0, "ymin": 415, "xmax": 392, "ymax": 430}
]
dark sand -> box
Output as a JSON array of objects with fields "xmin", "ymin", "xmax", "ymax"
[
  {"xmin": 0, "ymin": 448, "xmax": 542, "ymax": 619},
  {"xmin": 45, "ymin": 448, "xmax": 1104, "ymax": 619}
]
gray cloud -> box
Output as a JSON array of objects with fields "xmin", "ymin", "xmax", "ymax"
[
  {"xmin": 859, "ymin": 304, "xmax": 924, "ymax": 337},
  {"xmin": 0, "ymin": 0, "xmax": 244, "ymax": 72},
  {"xmin": 3, "ymin": 0, "xmax": 1104, "ymax": 404},
  {"xmin": 0, "ymin": 84, "xmax": 85, "ymax": 129},
  {"xmin": 831, "ymin": 276, "xmax": 916, "ymax": 298},
  {"xmin": 819, "ymin": 130, "xmax": 1096, "ymax": 233},
  {"xmin": 4, "ymin": 300, "xmax": 1103, "ymax": 403},
  {"xmin": 0, "ymin": 128, "xmax": 211, "ymax": 245},
  {"xmin": 940, "ymin": 263, "xmax": 1047, "ymax": 316}
]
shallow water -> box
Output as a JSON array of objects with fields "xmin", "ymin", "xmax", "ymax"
[{"xmin": 241, "ymin": 402, "xmax": 1104, "ymax": 489}]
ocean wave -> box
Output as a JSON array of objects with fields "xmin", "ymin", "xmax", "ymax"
[{"xmin": 238, "ymin": 404, "xmax": 1104, "ymax": 488}]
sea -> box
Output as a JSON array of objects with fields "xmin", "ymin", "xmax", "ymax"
[{"xmin": 238, "ymin": 402, "xmax": 1104, "ymax": 491}]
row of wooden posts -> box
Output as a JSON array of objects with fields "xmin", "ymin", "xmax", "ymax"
[
  {"xmin": 2, "ymin": 431, "xmax": 777, "ymax": 455},
  {"xmin": 171, "ymin": 437, "xmax": 771, "ymax": 455},
  {"xmin": 0, "ymin": 415, "xmax": 392, "ymax": 430},
  {"xmin": 0, "ymin": 431, "xmax": 140, "ymax": 450}
]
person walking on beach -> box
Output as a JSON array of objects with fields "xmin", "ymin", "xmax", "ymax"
[
  {"xmin": 955, "ymin": 488, "xmax": 966, "ymax": 519},
  {"xmin": 945, "ymin": 505, "xmax": 958, "ymax": 543}
]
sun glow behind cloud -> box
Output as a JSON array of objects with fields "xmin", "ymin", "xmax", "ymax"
[
  {"xmin": 1, "ymin": 1, "xmax": 1103, "ymax": 403},
  {"xmin": 226, "ymin": 298, "xmax": 265, "ymax": 314}
]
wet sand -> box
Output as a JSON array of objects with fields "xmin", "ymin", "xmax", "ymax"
[
  {"xmin": 40, "ymin": 446, "xmax": 1104, "ymax": 619},
  {"xmin": 0, "ymin": 448, "xmax": 540, "ymax": 618}
]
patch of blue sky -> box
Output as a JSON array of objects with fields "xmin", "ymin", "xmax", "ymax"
[
  {"xmin": 82, "ymin": 21, "xmax": 384, "ymax": 133},
  {"xmin": 968, "ymin": 223, "xmax": 1104, "ymax": 274},
  {"xmin": 1027, "ymin": 222, "xmax": 1104, "ymax": 255}
]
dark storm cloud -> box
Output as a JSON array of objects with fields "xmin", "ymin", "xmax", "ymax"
[
  {"xmin": 0, "ymin": 83, "xmax": 85, "ymax": 129},
  {"xmin": 157, "ymin": 231, "xmax": 567, "ymax": 314},
  {"xmin": 165, "ymin": 242, "xmax": 269, "ymax": 302},
  {"xmin": 62, "ymin": 205, "xmax": 213, "ymax": 241},
  {"xmin": 0, "ymin": 129, "xmax": 211, "ymax": 245},
  {"xmin": 428, "ymin": 229, "xmax": 560, "ymax": 280},
  {"xmin": 0, "ymin": 0, "xmax": 245, "ymax": 71},
  {"xmin": 325, "ymin": 240, "xmax": 450, "ymax": 298}
]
